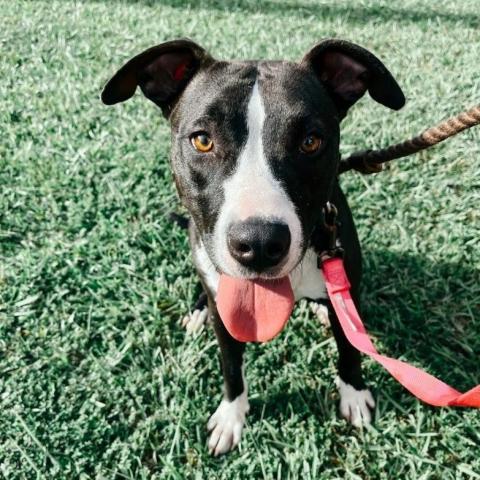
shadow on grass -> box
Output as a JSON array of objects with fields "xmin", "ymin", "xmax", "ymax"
[
  {"xmin": 81, "ymin": 0, "xmax": 480, "ymax": 29},
  {"xmin": 361, "ymin": 249, "xmax": 479, "ymax": 388},
  {"xmin": 247, "ymin": 248, "xmax": 479, "ymax": 420}
]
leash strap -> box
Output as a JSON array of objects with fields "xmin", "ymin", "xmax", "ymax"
[
  {"xmin": 339, "ymin": 103, "xmax": 480, "ymax": 175},
  {"xmin": 321, "ymin": 257, "xmax": 480, "ymax": 408}
]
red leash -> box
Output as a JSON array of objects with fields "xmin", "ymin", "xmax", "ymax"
[{"xmin": 322, "ymin": 256, "xmax": 480, "ymax": 408}]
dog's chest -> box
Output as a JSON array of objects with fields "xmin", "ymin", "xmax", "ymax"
[
  {"xmin": 193, "ymin": 244, "xmax": 327, "ymax": 302},
  {"xmin": 289, "ymin": 248, "xmax": 327, "ymax": 300}
]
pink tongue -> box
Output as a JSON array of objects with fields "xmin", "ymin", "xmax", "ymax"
[{"xmin": 217, "ymin": 274, "xmax": 294, "ymax": 343}]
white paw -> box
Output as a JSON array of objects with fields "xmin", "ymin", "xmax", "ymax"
[
  {"xmin": 181, "ymin": 307, "xmax": 208, "ymax": 334},
  {"xmin": 207, "ymin": 391, "xmax": 249, "ymax": 456},
  {"xmin": 336, "ymin": 377, "xmax": 375, "ymax": 428},
  {"xmin": 310, "ymin": 302, "xmax": 330, "ymax": 327}
]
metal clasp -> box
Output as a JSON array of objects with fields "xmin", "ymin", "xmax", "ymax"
[{"xmin": 318, "ymin": 202, "xmax": 344, "ymax": 265}]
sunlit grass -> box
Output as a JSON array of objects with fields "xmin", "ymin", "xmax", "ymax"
[{"xmin": 1, "ymin": 0, "xmax": 479, "ymax": 478}]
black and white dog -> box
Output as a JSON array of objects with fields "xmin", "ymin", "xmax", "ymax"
[{"xmin": 102, "ymin": 39, "xmax": 404, "ymax": 455}]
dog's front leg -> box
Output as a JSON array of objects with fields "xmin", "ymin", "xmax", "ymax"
[
  {"xmin": 207, "ymin": 302, "xmax": 249, "ymax": 456},
  {"xmin": 312, "ymin": 299, "xmax": 375, "ymax": 427},
  {"xmin": 327, "ymin": 301, "xmax": 375, "ymax": 427}
]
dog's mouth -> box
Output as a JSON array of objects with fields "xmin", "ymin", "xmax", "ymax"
[
  {"xmin": 212, "ymin": 240, "xmax": 310, "ymax": 343},
  {"xmin": 216, "ymin": 273, "xmax": 295, "ymax": 343},
  {"xmin": 207, "ymin": 219, "xmax": 307, "ymax": 343}
]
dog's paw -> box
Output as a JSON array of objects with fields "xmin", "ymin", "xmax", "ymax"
[
  {"xmin": 181, "ymin": 307, "xmax": 208, "ymax": 334},
  {"xmin": 207, "ymin": 392, "xmax": 249, "ymax": 456},
  {"xmin": 336, "ymin": 377, "xmax": 375, "ymax": 428},
  {"xmin": 310, "ymin": 302, "xmax": 330, "ymax": 327}
]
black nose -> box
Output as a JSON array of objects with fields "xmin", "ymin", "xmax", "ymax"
[{"xmin": 227, "ymin": 218, "xmax": 291, "ymax": 271}]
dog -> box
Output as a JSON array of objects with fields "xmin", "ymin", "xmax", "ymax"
[{"xmin": 101, "ymin": 38, "xmax": 404, "ymax": 455}]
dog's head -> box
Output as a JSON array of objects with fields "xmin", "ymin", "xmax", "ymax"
[{"xmin": 102, "ymin": 39, "xmax": 404, "ymax": 280}]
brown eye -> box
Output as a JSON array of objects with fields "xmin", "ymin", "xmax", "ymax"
[
  {"xmin": 300, "ymin": 133, "xmax": 322, "ymax": 154},
  {"xmin": 191, "ymin": 132, "xmax": 213, "ymax": 153}
]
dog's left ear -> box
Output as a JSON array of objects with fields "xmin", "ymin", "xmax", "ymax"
[
  {"xmin": 101, "ymin": 39, "xmax": 213, "ymax": 117},
  {"xmin": 302, "ymin": 39, "xmax": 405, "ymax": 119}
]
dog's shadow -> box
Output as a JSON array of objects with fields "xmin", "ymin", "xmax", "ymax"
[
  {"xmin": 249, "ymin": 249, "xmax": 479, "ymax": 421},
  {"xmin": 361, "ymin": 249, "xmax": 479, "ymax": 389}
]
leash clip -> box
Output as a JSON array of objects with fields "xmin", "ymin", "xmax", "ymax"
[{"xmin": 317, "ymin": 202, "xmax": 344, "ymax": 266}]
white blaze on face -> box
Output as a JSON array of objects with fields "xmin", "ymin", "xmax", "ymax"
[{"xmin": 213, "ymin": 80, "xmax": 303, "ymax": 277}]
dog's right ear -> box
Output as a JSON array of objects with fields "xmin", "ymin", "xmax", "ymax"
[{"xmin": 101, "ymin": 39, "xmax": 212, "ymax": 117}]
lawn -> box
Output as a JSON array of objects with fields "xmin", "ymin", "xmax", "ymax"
[{"xmin": 1, "ymin": 0, "xmax": 479, "ymax": 478}]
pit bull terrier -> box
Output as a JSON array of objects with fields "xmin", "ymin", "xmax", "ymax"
[{"xmin": 101, "ymin": 38, "xmax": 404, "ymax": 455}]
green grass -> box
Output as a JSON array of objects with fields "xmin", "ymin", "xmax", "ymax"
[{"xmin": 1, "ymin": 0, "xmax": 479, "ymax": 478}]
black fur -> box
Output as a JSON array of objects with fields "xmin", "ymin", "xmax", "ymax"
[{"xmin": 102, "ymin": 38, "xmax": 405, "ymax": 451}]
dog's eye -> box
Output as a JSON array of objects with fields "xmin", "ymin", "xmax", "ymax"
[
  {"xmin": 191, "ymin": 132, "xmax": 214, "ymax": 153},
  {"xmin": 300, "ymin": 134, "xmax": 322, "ymax": 154}
]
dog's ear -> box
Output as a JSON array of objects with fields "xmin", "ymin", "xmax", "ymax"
[
  {"xmin": 301, "ymin": 39, "xmax": 405, "ymax": 119},
  {"xmin": 101, "ymin": 39, "xmax": 212, "ymax": 117}
]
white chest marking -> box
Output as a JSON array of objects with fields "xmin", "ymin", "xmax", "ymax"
[{"xmin": 289, "ymin": 248, "xmax": 327, "ymax": 301}]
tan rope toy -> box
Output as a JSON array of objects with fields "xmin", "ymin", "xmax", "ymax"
[{"xmin": 339, "ymin": 104, "xmax": 480, "ymax": 175}]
